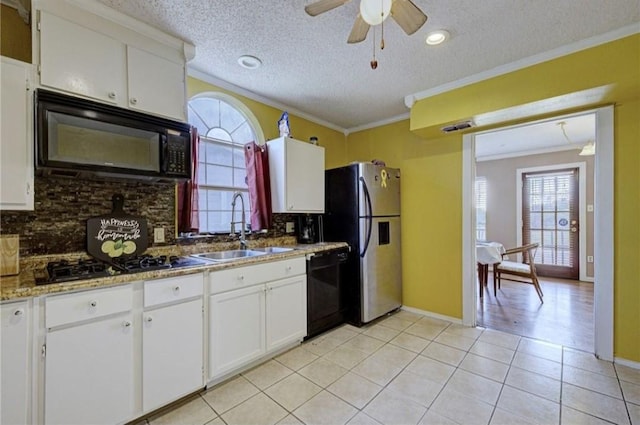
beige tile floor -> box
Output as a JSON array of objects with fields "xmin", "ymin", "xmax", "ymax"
[{"xmin": 140, "ymin": 311, "xmax": 640, "ymax": 425}]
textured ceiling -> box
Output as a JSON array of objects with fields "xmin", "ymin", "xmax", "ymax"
[{"xmin": 98, "ymin": 0, "xmax": 640, "ymax": 131}]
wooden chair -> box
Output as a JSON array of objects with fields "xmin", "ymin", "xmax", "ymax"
[{"xmin": 492, "ymin": 243, "xmax": 544, "ymax": 303}]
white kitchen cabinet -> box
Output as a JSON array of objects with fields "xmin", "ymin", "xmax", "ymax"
[
  {"xmin": 209, "ymin": 285, "xmax": 266, "ymax": 379},
  {"xmin": 142, "ymin": 274, "xmax": 204, "ymax": 413},
  {"xmin": 39, "ymin": 11, "xmax": 125, "ymax": 106},
  {"xmin": 44, "ymin": 286, "xmax": 134, "ymax": 425},
  {"xmin": 127, "ymin": 46, "xmax": 186, "ymax": 121},
  {"xmin": 37, "ymin": 9, "xmax": 187, "ymax": 121},
  {"xmin": 267, "ymin": 136, "xmax": 325, "ymax": 213},
  {"xmin": 1, "ymin": 300, "xmax": 31, "ymax": 425},
  {"xmin": 208, "ymin": 258, "xmax": 307, "ymax": 381},
  {"xmin": 266, "ymin": 276, "xmax": 307, "ymax": 352},
  {"xmin": 1, "ymin": 56, "xmax": 34, "ymax": 210}
]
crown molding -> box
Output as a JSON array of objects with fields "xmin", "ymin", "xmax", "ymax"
[
  {"xmin": 345, "ymin": 113, "xmax": 410, "ymax": 135},
  {"xmin": 187, "ymin": 67, "xmax": 348, "ymax": 135},
  {"xmin": 405, "ymin": 23, "xmax": 640, "ymax": 107}
]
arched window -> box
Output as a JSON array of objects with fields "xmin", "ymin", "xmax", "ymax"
[{"xmin": 187, "ymin": 93, "xmax": 264, "ymax": 233}]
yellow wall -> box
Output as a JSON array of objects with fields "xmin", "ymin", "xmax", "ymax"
[
  {"xmin": 352, "ymin": 34, "xmax": 640, "ymax": 362},
  {"xmin": 187, "ymin": 77, "xmax": 347, "ymax": 169},
  {"xmin": 1, "ymin": 4, "xmax": 32, "ymax": 62}
]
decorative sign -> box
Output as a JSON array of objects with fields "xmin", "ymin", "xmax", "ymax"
[
  {"xmin": 86, "ymin": 194, "xmax": 148, "ymax": 262},
  {"xmin": 558, "ymin": 218, "xmax": 569, "ymax": 227}
]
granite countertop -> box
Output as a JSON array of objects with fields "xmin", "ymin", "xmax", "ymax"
[{"xmin": 0, "ymin": 240, "xmax": 349, "ymax": 301}]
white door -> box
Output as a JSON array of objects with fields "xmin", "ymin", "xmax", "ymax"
[
  {"xmin": 1, "ymin": 301, "xmax": 30, "ymax": 425},
  {"xmin": 209, "ymin": 285, "xmax": 265, "ymax": 379},
  {"xmin": 142, "ymin": 299, "xmax": 203, "ymax": 412},
  {"xmin": 1, "ymin": 57, "xmax": 33, "ymax": 210},
  {"xmin": 127, "ymin": 46, "xmax": 186, "ymax": 121},
  {"xmin": 39, "ymin": 11, "xmax": 126, "ymax": 104},
  {"xmin": 45, "ymin": 314, "xmax": 134, "ymax": 425},
  {"xmin": 266, "ymin": 276, "xmax": 307, "ymax": 352}
]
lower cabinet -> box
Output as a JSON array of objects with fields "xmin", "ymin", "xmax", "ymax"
[
  {"xmin": 142, "ymin": 297, "xmax": 203, "ymax": 412},
  {"xmin": 265, "ymin": 276, "xmax": 307, "ymax": 352},
  {"xmin": 45, "ymin": 313, "xmax": 135, "ymax": 425},
  {"xmin": 44, "ymin": 285, "xmax": 135, "ymax": 425},
  {"xmin": 208, "ymin": 258, "xmax": 307, "ymax": 381},
  {"xmin": 209, "ymin": 285, "xmax": 266, "ymax": 378},
  {"xmin": 42, "ymin": 273, "xmax": 205, "ymax": 424},
  {"xmin": 1, "ymin": 300, "xmax": 31, "ymax": 425}
]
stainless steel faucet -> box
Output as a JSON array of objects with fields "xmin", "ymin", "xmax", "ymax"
[{"xmin": 230, "ymin": 192, "xmax": 247, "ymax": 250}]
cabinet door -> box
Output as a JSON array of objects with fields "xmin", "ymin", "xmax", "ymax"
[
  {"xmin": 127, "ymin": 46, "xmax": 186, "ymax": 121},
  {"xmin": 209, "ymin": 285, "xmax": 265, "ymax": 379},
  {"xmin": 45, "ymin": 314, "xmax": 134, "ymax": 425},
  {"xmin": 39, "ymin": 11, "xmax": 126, "ymax": 104},
  {"xmin": 1, "ymin": 57, "xmax": 33, "ymax": 210},
  {"xmin": 1, "ymin": 301, "xmax": 30, "ymax": 425},
  {"xmin": 266, "ymin": 275, "xmax": 307, "ymax": 352},
  {"xmin": 286, "ymin": 140, "xmax": 325, "ymax": 213},
  {"xmin": 142, "ymin": 298, "xmax": 203, "ymax": 412}
]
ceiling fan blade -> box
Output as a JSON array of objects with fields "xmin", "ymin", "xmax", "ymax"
[
  {"xmin": 305, "ymin": 0, "xmax": 351, "ymax": 16},
  {"xmin": 347, "ymin": 14, "xmax": 370, "ymax": 43},
  {"xmin": 390, "ymin": 0, "xmax": 427, "ymax": 35}
]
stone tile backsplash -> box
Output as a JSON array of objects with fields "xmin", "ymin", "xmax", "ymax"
[{"xmin": 0, "ymin": 176, "xmax": 295, "ymax": 256}]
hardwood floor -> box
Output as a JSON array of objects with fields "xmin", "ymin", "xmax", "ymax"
[{"xmin": 477, "ymin": 273, "xmax": 594, "ymax": 352}]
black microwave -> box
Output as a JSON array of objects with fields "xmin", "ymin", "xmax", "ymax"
[{"xmin": 35, "ymin": 89, "xmax": 192, "ymax": 182}]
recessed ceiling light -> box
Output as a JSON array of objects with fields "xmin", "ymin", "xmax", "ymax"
[
  {"xmin": 425, "ymin": 30, "xmax": 450, "ymax": 46},
  {"xmin": 237, "ymin": 55, "xmax": 262, "ymax": 69}
]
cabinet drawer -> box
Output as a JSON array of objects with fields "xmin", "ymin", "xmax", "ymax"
[
  {"xmin": 46, "ymin": 285, "xmax": 132, "ymax": 328},
  {"xmin": 144, "ymin": 273, "xmax": 203, "ymax": 308},
  {"xmin": 209, "ymin": 257, "xmax": 306, "ymax": 294}
]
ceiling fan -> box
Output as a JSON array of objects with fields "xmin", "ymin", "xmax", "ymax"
[{"xmin": 304, "ymin": 0, "xmax": 428, "ymax": 44}]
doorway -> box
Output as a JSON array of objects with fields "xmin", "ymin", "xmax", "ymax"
[{"xmin": 461, "ymin": 106, "xmax": 614, "ymax": 360}]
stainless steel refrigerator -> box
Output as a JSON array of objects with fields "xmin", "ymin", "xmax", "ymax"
[{"xmin": 323, "ymin": 162, "xmax": 402, "ymax": 325}]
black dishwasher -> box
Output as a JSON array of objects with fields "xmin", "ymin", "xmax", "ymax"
[{"xmin": 306, "ymin": 247, "xmax": 350, "ymax": 339}]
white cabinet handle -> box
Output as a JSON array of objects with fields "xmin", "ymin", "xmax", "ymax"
[
  {"xmin": 123, "ymin": 321, "xmax": 132, "ymax": 328},
  {"xmin": 130, "ymin": 97, "xmax": 138, "ymax": 105},
  {"xmin": 288, "ymin": 205, "xmax": 294, "ymax": 210},
  {"xmin": 145, "ymin": 316, "xmax": 153, "ymax": 322},
  {"xmin": 286, "ymin": 266, "xmax": 292, "ymax": 271},
  {"xmin": 89, "ymin": 300, "xmax": 97, "ymax": 308},
  {"xmin": 238, "ymin": 275, "xmax": 244, "ymax": 281},
  {"xmin": 14, "ymin": 308, "xmax": 24, "ymax": 316},
  {"xmin": 173, "ymin": 286, "xmax": 181, "ymax": 292},
  {"xmin": 108, "ymin": 91, "xmax": 116, "ymax": 99}
]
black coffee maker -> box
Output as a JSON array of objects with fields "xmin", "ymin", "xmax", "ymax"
[{"xmin": 297, "ymin": 214, "xmax": 323, "ymax": 244}]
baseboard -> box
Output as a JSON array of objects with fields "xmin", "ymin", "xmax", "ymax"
[
  {"xmin": 400, "ymin": 305, "xmax": 463, "ymax": 325},
  {"xmin": 614, "ymin": 356, "xmax": 640, "ymax": 370}
]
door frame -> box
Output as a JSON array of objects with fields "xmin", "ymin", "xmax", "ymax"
[
  {"xmin": 461, "ymin": 105, "xmax": 614, "ymax": 361},
  {"xmin": 515, "ymin": 162, "xmax": 589, "ymax": 282}
]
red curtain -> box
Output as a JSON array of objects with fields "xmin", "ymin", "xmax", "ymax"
[
  {"xmin": 177, "ymin": 127, "xmax": 200, "ymax": 234},
  {"xmin": 244, "ymin": 142, "xmax": 272, "ymax": 231}
]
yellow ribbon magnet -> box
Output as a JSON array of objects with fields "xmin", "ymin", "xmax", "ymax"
[{"xmin": 381, "ymin": 169, "xmax": 388, "ymax": 188}]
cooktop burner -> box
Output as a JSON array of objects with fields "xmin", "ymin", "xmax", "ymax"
[{"xmin": 36, "ymin": 255, "xmax": 210, "ymax": 285}]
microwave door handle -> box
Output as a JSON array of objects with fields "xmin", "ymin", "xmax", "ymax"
[{"xmin": 160, "ymin": 134, "xmax": 169, "ymax": 173}]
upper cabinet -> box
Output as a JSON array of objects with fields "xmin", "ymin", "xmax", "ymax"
[
  {"xmin": 1, "ymin": 57, "xmax": 34, "ymax": 211},
  {"xmin": 34, "ymin": 0, "xmax": 194, "ymax": 122},
  {"xmin": 267, "ymin": 136, "xmax": 325, "ymax": 213}
]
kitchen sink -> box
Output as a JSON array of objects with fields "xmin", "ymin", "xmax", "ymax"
[
  {"xmin": 252, "ymin": 247, "xmax": 295, "ymax": 253},
  {"xmin": 191, "ymin": 250, "xmax": 267, "ymax": 262}
]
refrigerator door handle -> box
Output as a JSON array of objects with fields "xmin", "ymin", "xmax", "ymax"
[{"xmin": 359, "ymin": 176, "xmax": 373, "ymax": 258}]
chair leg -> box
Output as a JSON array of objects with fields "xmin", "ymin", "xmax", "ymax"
[
  {"xmin": 478, "ymin": 263, "xmax": 483, "ymax": 298},
  {"xmin": 494, "ymin": 269, "xmax": 498, "ymax": 296},
  {"xmin": 532, "ymin": 276, "xmax": 544, "ymax": 303}
]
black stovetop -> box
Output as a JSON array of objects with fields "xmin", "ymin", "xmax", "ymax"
[{"xmin": 35, "ymin": 254, "xmax": 209, "ymax": 285}]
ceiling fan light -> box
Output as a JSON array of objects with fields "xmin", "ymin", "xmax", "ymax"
[
  {"xmin": 426, "ymin": 30, "xmax": 449, "ymax": 45},
  {"xmin": 360, "ymin": 0, "xmax": 392, "ymax": 26}
]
